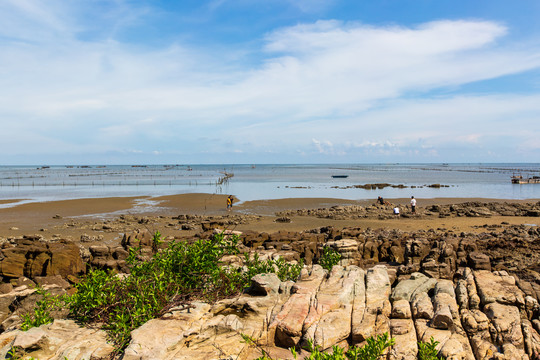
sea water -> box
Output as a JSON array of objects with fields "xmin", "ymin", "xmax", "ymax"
[{"xmin": 0, "ymin": 163, "xmax": 539, "ymax": 206}]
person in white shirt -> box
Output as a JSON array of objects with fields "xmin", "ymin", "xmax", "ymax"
[
  {"xmin": 410, "ymin": 196, "xmax": 416, "ymax": 213},
  {"xmin": 393, "ymin": 206, "xmax": 400, "ymax": 217}
]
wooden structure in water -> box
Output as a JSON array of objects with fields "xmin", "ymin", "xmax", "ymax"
[{"xmin": 511, "ymin": 175, "xmax": 540, "ymax": 184}]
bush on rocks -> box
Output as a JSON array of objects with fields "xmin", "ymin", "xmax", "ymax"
[{"xmin": 21, "ymin": 231, "xmax": 304, "ymax": 354}]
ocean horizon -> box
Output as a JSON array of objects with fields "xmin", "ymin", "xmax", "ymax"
[{"xmin": 1, "ymin": 163, "xmax": 539, "ymax": 207}]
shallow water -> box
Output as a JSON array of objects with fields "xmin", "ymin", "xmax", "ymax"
[{"xmin": 0, "ymin": 163, "xmax": 539, "ymax": 206}]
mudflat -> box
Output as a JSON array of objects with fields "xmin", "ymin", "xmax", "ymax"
[{"xmin": 0, "ymin": 193, "xmax": 538, "ymax": 240}]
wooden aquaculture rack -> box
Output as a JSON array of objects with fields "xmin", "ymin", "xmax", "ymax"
[{"xmin": 511, "ymin": 174, "xmax": 540, "ymax": 184}]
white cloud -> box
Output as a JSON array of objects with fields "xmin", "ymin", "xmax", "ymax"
[
  {"xmin": 0, "ymin": 3, "xmax": 540, "ymax": 162},
  {"xmin": 457, "ymin": 134, "xmax": 482, "ymax": 144},
  {"xmin": 312, "ymin": 138, "xmax": 334, "ymax": 154},
  {"xmin": 0, "ymin": 0, "xmax": 71, "ymax": 43},
  {"xmin": 264, "ymin": 20, "xmax": 506, "ymax": 54},
  {"xmin": 253, "ymin": 19, "xmax": 536, "ymax": 116},
  {"xmin": 351, "ymin": 141, "xmax": 398, "ymax": 149}
]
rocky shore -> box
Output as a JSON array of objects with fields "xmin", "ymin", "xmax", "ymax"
[
  {"xmin": 276, "ymin": 201, "xmax": 540, "ymax": 220},
  {"xmin": 0, "ymin": 200, "xmax": 539, "ymax": 359}
]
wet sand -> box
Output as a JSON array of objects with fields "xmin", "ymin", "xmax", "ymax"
[
  {"xmin": 0, "ymin": 194, "xmax": 538, "ymax": 238},
  {"xmin": 0, "ymin": 199, "xmax": 24, "ymax": 205},
  {"xmin": 0, "ymin": 196, "xmax": 139, "ymax": 235}
]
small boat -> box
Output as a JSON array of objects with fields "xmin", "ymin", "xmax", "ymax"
[{"xmin": 331, "ymin": 175, "xmax": 349, "ymax": 178}]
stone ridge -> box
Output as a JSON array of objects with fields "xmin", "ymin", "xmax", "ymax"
[{"xmin": 276, "ymin": 201, "xmax": 540, "ymax": 220}]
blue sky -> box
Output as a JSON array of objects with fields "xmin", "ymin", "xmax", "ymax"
[{"xmin": 1, "ymin": 0, "xmax": 540, "ymax": 165}]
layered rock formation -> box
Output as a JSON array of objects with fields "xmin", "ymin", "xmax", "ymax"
[
  {"xmin": 0, "ymin": 237, "xmax": 85, "ymax": 280},
  {"xmin": 3, "ymin": 265, "xmax": 537, "ymax": 359},
  {"xmin": 0, "ymin": 220, "xmax": 539, "ymax": 359}
]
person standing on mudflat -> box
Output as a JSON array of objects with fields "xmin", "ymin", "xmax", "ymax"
[{"xmin": 410, "ymin": 196, "xmax": 416, "ymax": 213}]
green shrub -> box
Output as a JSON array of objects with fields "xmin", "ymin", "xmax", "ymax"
[
  {"xmin": 245, "ymin": 332, "xmax": 442, "ymax": 360},
  {"xmin": 418, "ymin": 337, "xmax": 441, "ymax": 360},
  {"xmin": 243, "ymin": 332, "xmax": 395, "ymax": 360},
  {"xmin": 319, "ymin": 246, "xmax": 341, "ymax": 271},
  {"xmin": 20, "ymin": 287, "xmax": 65, "ymax": 331},
  {"xmin": 345, "ymin": 332, "xmax": 395, "ymax": 360},
  {"xmin": 244, "ymin": 252, "xmax": 303, "ymax": 283},
  {"xmin": 66, "ymin": 231, "xmax": 247, "ymax": 349},
  {"xmin": 304, "ymin": 339, "xmax": 349, "ymax": 359},
  {"xmin": 6, "ymin": 347, "xmax": 38, "ymax": 360}
]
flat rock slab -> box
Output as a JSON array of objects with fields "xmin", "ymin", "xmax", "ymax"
[{"xmin": 474, "ymin": 270, "xmax": 525, "ymax": 307}]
